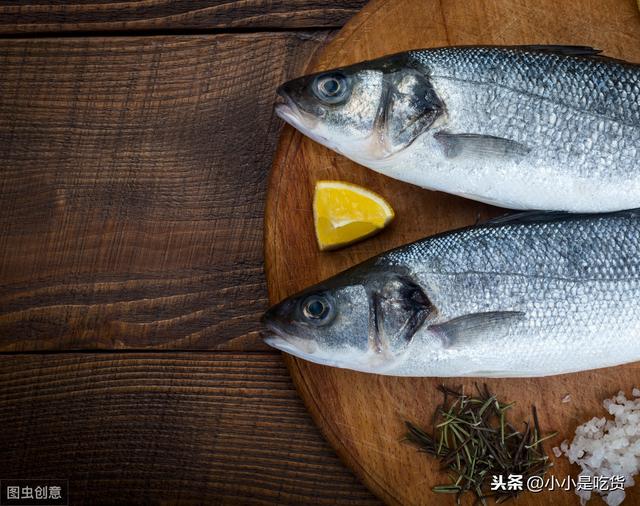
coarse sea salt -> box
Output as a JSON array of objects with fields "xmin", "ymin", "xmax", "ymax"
[{"xmin": 554, "ymin": 390, "xmax": 640, "ymax": 505}]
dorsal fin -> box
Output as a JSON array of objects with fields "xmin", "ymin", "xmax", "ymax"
[
  {"xmin": 483, "ymin": 211, "xmax": 570, "ymax": 226},
  {"xmin": 517, "ymin": 45, "xmax": 602, "ymax": 57},
  {"xmin": 483, "ymin": 209, "xmax": 640, "ymax": 227},
  {"xmin": 514, "ymin": 45, "xmax": 636, "ymax": 66}
]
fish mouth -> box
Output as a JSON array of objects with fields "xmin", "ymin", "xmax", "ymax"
[
  {"xmin": 261, "ymin": 319, "xmax": 318, "ymax": 355},
  {"xmin": 274, "ymin": 87, "xmax": 332, "ymax": 144},
  {"xmin": 262, "ymin": 320, "xmax": 392, "ymax": 373},
  {"xmin": 263, "ymin": 335, "xmax": 308, "ymax": 356},
  {"xmin": 261, "ymin": 320, "xmax": 353, "ymax": 369},
  {"xmin": 274, "ymin": 87, "xmax": 305, "ymax": 127},
  {"xmin": 263, "ymin": 332, "xmax": 362, "ymax": 370}
]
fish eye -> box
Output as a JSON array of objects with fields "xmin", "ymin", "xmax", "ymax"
[
  {"xmin": 301, "ymin": 295, "xmax": 334, "ymax": 325},
  {"xmin": 312, "ymin": 72, "xmax": 350, "ymax": 105}
]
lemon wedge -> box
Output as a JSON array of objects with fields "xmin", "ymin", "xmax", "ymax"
[{"xmin": 313, "ymin": 180, "xmax": 395, "ymax": 251}]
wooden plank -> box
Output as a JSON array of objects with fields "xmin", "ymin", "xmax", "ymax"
[
  {"xmin": 0, "ymin": 33, "xmax": 329, "ymax": 352},
  {"xmin": 0, "ymin": 1, "xmax": 367, "ymax": 34},
  {"xmin": 0, "ymin": 352, "xmax": 379, "ymax": 505}
]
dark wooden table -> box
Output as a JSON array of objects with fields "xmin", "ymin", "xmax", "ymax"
[{"xmin": 0, "ymin": 2, "xmax": 381, "ymax": 504}]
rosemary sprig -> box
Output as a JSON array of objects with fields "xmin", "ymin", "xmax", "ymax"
[{"xmin": 404, "ymin": 384, "xmax": 556, "ymax": 504}]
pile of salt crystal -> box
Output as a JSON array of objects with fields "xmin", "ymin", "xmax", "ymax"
[{"xmin": 554, "ymin": 388, "xmax": 640, "ymax": 506}]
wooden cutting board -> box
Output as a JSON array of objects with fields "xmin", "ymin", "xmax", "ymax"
[{"xmin": 265, "ymin": 1, "xmax": 640, "ymax": 504}]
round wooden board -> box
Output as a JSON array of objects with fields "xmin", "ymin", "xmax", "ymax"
[{"xmin": 265, "ymin": 1, "xmax": 640, "ymax": 504}]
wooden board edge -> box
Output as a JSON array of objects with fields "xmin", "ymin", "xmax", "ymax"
[{"xmin": 284, "ymin": 354, "xmax": 402, "ymax": 506}]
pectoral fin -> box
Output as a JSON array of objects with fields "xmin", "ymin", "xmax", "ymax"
[
  {"xmin": 429, "ymin": 311, "xmax": 525, "ymax": 348},
  {"xmin": 434, "ymin": 131, "xmax": 530, "ymax": 159}
]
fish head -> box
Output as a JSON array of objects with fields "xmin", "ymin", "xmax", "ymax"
[
  {"xmin": 262, "ymin": 265, "xmax": 433, "ymax": 374},
  {"xmin": 275, "ymin": 54, "xmax": 443, "ymax": 162}
]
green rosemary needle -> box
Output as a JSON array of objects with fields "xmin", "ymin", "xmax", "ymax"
[{"xmin": 404, "ymin": 384, "xmax": 556, "ymax": 505}]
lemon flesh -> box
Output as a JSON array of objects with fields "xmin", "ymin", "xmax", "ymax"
[{"xmin": 313, "ymin": 180, "xmax": 395, "ymax": 251}]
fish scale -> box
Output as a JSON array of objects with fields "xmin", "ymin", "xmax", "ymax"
[
  {"xmin": 410, "ymin": 47, "xmax": 640, "ymax": 126},
  {"xmin": 429, "ymin": 77, "xmax": 639, "ymax": 178}
]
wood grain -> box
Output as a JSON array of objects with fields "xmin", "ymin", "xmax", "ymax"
[
  {"xmin": 0, "ymin": 1, "xmax": 367, "ymax": 34},
  {"xmin": 265, "ymin": 0, "xmax": 640, "ymax": 505},
  {"xmin": 0, "ymin": 352, "xmax": 380, "ymax": 505},
  {"xmin": 0, "ymin": 32, "xmax": 329, "ymax": 352}
]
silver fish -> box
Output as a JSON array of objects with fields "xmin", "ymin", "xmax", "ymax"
[
  {"xmin": 263, "ymin": 211, "xmax": 640, "ymax": 377},
  {"xmin": 276, "ymin": 45, "xmax": 640, "ymax": 212}
]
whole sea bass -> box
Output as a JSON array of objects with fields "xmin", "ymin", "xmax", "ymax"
[
  {"xmin": 276, "ymin": 45, "xmax": 640, "ymax": 212},
  {"xmin": 263, "ymin": 211, "xmax": 640, "ymax": 377}
]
